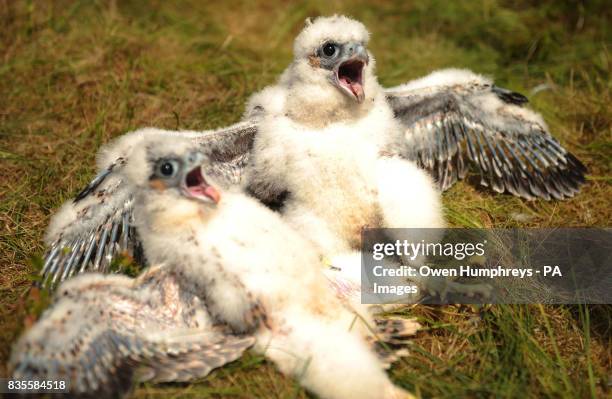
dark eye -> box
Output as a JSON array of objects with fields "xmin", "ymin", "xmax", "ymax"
[
  {"xmin": 160, "ymin": 162, "xmax": 174, "ymax": 176},
  {"xmin": 156, "ymin": 159, "xmax": 180, "ymax": 178},
  {"xmin": 322, "ymin": 42, "xmax": 336, "ymax": 57}
]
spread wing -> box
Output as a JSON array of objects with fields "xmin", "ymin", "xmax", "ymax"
[
  {"xmin": 11, "ymin": 269, "xmax": 255, "ymax": 398},
  {"xmin": 386, "ymin": 69, "xmax": 586, "ymax": 200},
  {"xmin": 41, "ymin": 121, "xmax": 257, "ymax": 288}
]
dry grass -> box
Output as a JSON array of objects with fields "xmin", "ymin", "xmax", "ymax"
[{"xmin": 0, "ymin": 0, "xmax": 610, "ymax": 397}]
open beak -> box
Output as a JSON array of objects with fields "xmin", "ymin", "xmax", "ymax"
[
  {"xmin": 334, "ymin": 47, "xmax": 368, "ymax": 103},
  {"xmin": 182, "ymin": 165, "xmax": 221, "ymax": 204}
]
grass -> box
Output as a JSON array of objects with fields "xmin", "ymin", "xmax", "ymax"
[{"xmin": 0, "ymin": 0, "xmax": 610, "ymax": 397}]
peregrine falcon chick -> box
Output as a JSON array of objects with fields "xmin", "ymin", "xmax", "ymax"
[
  {"xmin": 246, "ymin": 16, "xmax": 444, "ymax": 259},
  {"xmin": 122, "ymin": 136, "xmax": 415, "ymax": 399}
]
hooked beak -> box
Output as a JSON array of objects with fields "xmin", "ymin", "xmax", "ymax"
[
  {"xmin": 182, "ymin": 165, "xmax": 221, "ymax": 204},
  {"xmin": 334, "ymin": 45, "xmax": 368, "ymax": 103}
]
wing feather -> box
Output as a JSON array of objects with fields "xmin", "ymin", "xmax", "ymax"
[
  {"xmin": 42, "ymin": 121, "xmax": 257, "ymax": 288},
  {"xmin": 11, "ymin": 268, "xmax": 255, "ymax": 398},
  {"xmin": 386, "ymin": 68, "xmax": 586, "ymax": 199}
]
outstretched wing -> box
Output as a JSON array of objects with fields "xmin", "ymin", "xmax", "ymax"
[
  {"xmin": 11, "ymin": 270, "xmax": 255, "ymax": 398},
  {"xmin": 386, "ymin": 69, "xmax": 586, "ymax": 200},
  {"xmin": 41, "ymin": 121, "xmax": 257, "ymax": 288}
]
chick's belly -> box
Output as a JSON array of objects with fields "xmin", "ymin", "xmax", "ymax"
[
  {"xmin": 296, "ymin": 169, "xmax": 379, "ymax": 249},
  {"xmin": 326, "ymin": 193, "xmax": 379, "ymax": 248}
]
